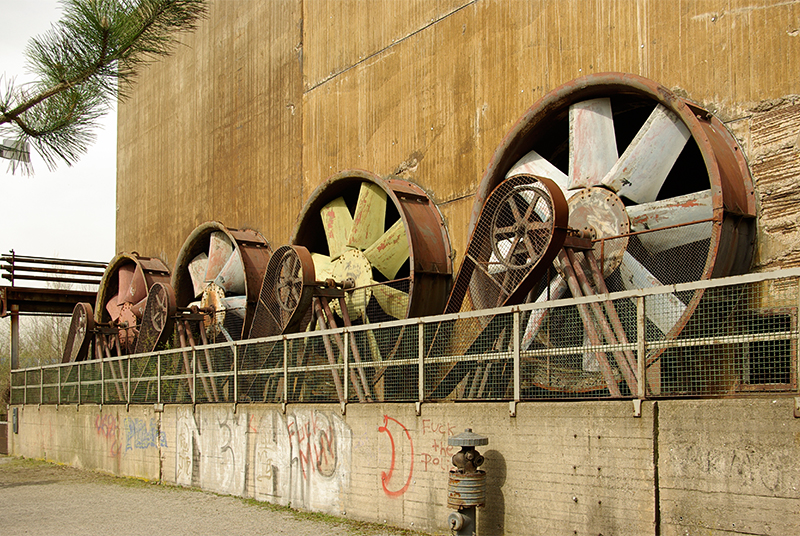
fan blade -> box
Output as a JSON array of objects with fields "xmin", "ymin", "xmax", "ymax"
[
  {"xmin": 221, "ymin": 296, "xmax": 247, "ymax": 319},
  {"xmin": 619, "ymin": 251, "xmax": 686, "ymax": 334},
  {"xmin": 520, "ymin": 275, "xmax": 568, "ymax": 350},
  {"xmin": 311, "ymin": 253, "xmax": 334, "ymax": 281},
  {"xmin": 320, "ymin": 197, "xmax": 353, "ymax": 260},
  {"xmin": 601, "ymin": 104, "xmax": 691, "ymax": 204},
  {"xmin": 214, "ymin": 248, "xmax": 246, "ymax": 294},
  {"xmin": 116, "ymin": 264, "xmax": 134, "ymax": 304},
  {"xmin": 363, "ymin": 219, "xmax": 409, "ymax": 280},
  {"xmin": 119, "ymin": 264, "xmax": 147, "ymax": 305},
  {"xmin": 131, "ymin": 295, "xmax": 148, "ymax": 319},
  {"xmin": 188, "ymin": 252, "xmax": 209, "ymax": 298},
  {"xmin": 568, "ymin": 98, "xmax": 618, "ymax": 190},
  {"xmin": 205, "ymin": 231, "xmax": 234, "ymax": 283},
  {"xmin": 371, "ymin": 283, "xmax": 409, "ymax": 319},
  {"xmin": 105, "ymin": 293, "xmax": 123, "ymax": 321},
  {"xmin": 348, "ymin": 182, "xmax": 388, "ymax": 250},
  {"xmin": 506, "ymin": 149, "xmax": 571, "ymax": 196},
  {"xmin": 627, "ymin": 189, "xmax": 713, "ymax": 254}
]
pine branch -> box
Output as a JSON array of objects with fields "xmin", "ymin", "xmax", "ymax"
[{"xmin": 0, "ymin": 0, "xmax": 208, "ymax": 174}]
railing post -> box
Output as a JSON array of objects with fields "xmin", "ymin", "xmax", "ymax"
[
  {"xmin": 636, "ymin": 296, "xmax": 647, "ymax": 400},
  {"xmin": 192, "ymin": 348, "xmax": 197, "ymax": 406},
  {"xmin": 511, "ymin": 309, "xmax": 520, "ymax": 417},
  {"xmin": 57, "ymin": 366, "xmax": 61, "ymax": 405},
  {"xmin": 418, "ymin": 320, "xmax": 424, "ymax": 413},
  {"xmin": 100, "ymin": 352, "xmax": 105, "ymax": 405},
  {"xmin": 77, "ymin": 363, "xmax": 81, "ymax": 405},
  {"xmin": 233, "ymin": 344, "xmax": 239, "ymax": 405},
  {"xmin": 127, "ymin": 357, "xmax": 131, "ymax": 405},
  {"xmin": 342, "ymin": 331, "xmax": 349, "ymax": 413},
  {"xmin": 282, "ymin": 338, "xmax": 288, "ymax": 411},
  {"xmin": 157, "ymin": 352, "xmax": 162, "ymax": 406},
  {"xmin": 39, "ymin": 367, "xmax": 43, "ymax": 405}
]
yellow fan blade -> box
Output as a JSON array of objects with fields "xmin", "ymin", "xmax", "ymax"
[
  {"xmin": 348, "ymin": 182, "xmax": 387, "ymax": 250},
  {"xmin": 320, "ymin": 197, "xmax": 353, "ymax": 260},
  {"xmin": 371, "ymin": 282, "xmax": 409, "ymax": 319},
  {"xmin": 362, "ymin": 219, "xmax": 409, "ymax": 280}
]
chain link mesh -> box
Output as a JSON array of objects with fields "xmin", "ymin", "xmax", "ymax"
[{"xmin": 9, "ymin": 272, "xmax": 800, "ymax": 405}]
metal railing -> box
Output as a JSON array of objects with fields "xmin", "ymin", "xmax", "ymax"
[{"xmin": 10, "ymin": 268, "xmax": 800, "ymax": 407}]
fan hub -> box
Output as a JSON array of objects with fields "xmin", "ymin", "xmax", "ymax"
[
  {"xmin": 200, "ymin": 282, "xmax": 227, "ymax": 330},
  {"xmin": 567, "ymin": 187, "xmax": 630, "ymax": 276},
  {"xmin": 330, "ymin": 248, "xmax": 373, "ymax": 320}
]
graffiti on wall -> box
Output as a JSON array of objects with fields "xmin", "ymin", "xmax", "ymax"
[
  {"xmin": 419, "ymin": 418, "xmax": 457, "ymax": 472},
  {"xmin": 378, "ymin": 415, "xmax": 414, "ymax": 497},
  {"xmin": 175, "ymin": 408, "xmax": 352, "ymax": 512},
  {"xmin": 254, "ymin": 409, "xmax": 351, "ymax": 512},
  {"xmin": 95, "ymin": 414, "xmax": 121, "ymax": 457},
  {"xmin": 124, "ymin": 417, "xmax": 167, "ymax": 452}
]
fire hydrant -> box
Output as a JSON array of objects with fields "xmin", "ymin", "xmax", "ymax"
[{"xmin": 447, "ymin": 428, "xmax": 488, "ymax": 536}]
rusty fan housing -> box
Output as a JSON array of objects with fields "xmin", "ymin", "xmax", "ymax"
[
  {"xmin": 292, "ymin": 170, "xmax": 453, "ymax": 322},
  {"xmin": 172, "ymin": 222, "xmax": 272, "ymax": 341}
]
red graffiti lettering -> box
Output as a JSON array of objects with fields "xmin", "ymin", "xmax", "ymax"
[{"xmin": 378, "ymin": 415, "xmax": 414, "ymax": 498}]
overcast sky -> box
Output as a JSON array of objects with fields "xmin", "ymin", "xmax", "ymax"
[{"xmin": 1, "ymin": 0, "xmax": 116, "ymax": 263}]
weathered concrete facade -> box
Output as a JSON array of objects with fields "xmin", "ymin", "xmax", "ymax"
[
  {"xmin": 117, "ymin": 0, "xmax": 800, "ymax": 273},
  {"xmin": 8, "ymin": 399, "xmax": 800, "ymax": 536}
]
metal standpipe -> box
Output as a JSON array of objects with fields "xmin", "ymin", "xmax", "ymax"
[{"xmin": 447, "ymin": 429, "xmax": 488, "ymax": 536}]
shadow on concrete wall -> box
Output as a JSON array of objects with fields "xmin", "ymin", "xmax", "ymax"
[{"xmin": 480, "ymin": 449, "xmax": 506, "ymax": 534}]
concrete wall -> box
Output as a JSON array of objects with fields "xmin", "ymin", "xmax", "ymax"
[
  {"xmin": 9, "ymin": 399, "xmax": 800, "ymax": 536},
  {"xmin": 117, "ymin": 0, "xmax": 800, "ymax": 272}
]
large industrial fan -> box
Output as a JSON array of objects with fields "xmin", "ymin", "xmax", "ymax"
[
  {"xmin": 255, "ymin": 170, "xmax": 453, "ymax": 402},
  {"xmin": 291, "ymin": 170, "xmax": 452, "ymax": 323},
  {"xmin": 92, "ymin": 253, "xmax": 171, "ymax": 358},
  {"xmin": 468, "ymin": 72, "xmax": 756, "ymax": 396},
  {"xmin": 171, "ymin": 222, "xmax": 272, "ymax": 343}
]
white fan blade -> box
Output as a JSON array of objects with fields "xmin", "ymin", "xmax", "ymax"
[
  {"xmin": 320, "ymin": 197, "xmax": 353, "ymax": 260},
  {"xmin": 619, "ymin": 251, "xmax": 686, "ymax": 334},
  {"xmin": 627, "ymin": 190, "xmax": 713, "ymax": 254},
  {"xmin": 506, "ymin": 150, "xmax": 571, "ymax": 197},
  {"xmin": 221, "ymin": 296, "xmax": 247, "ymax": 319},
  {"xmin": 568, "ymin": 98, "xmax": 618, "ymax": 190},
  {"xmin": 601, "ymin": 104, "xmax": 691, "ymax": 204},
  {"xmin": 205, "ymin": 232, "xmax": 234, "ymax": 283},
  {"xmin": 371, "ymin": 283, "xmax": 409, "ymax": 319},
  {"xmin": 348, "ymin": 182, "xmax": 387, "ymax": 250},
  {"xmin": 311, "ymin": 253, "xmax": 334, "ymax": 281},
  {"xmin": 214, "ymin": 248, "xmax": 246, "ymax": 295},
  {"xmin": 521, "ymin": 275, "xmax": 568, "ymax": 350},
  {"xmin": 363, "ymin": 219, "xmax": 409, "ymax": 280},
  {"xmin": 188, "ymin": 252, "xmax": 209, "ymax": 298}
]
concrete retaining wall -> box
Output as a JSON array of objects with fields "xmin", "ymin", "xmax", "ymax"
[{"xmin": 8, "ymin": 399, "xmax": 800, "ymax": 536}]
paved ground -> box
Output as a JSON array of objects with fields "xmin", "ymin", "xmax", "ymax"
[{"xmin": 0, "ymin": 456, "xmax": 433, "ymax": 536}]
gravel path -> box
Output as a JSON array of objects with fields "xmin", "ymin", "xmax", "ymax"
[{"xmin": 0, "ymin": 456, "xmax": 432, "ymax": 536}]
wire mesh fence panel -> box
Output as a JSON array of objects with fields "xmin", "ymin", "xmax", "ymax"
[
  {"xmin": 41, "ymin": 368, "xmax": 59, "ymax": 404},
  {"xmin": 25, "ymin": 369, "xmax": 41, "ymax": 405},
  {"xmin": 161, "ymin": 349, "xmax": 192, "ymax": 404},
  {"xmin": 238, "ymin": 339, "xmax": 284, "ymax": 403},
  {"xmin": 129, "ymin": 354, "xmax": 158, "ymax": 404},
  {"xmin": 653, "ymin": 281, "xmax": 798, "ymax": 397},
  {"xmin": 80, "ymin": 361, "xmax": 102, "ymax": 404},
  {"xmin": 193, "ymin": 345, "xmax": 234, "ymax": 403},
  {"xmin": 10, "ymin": 371, "xmax": 24, "ymax": 404},
  {"xmin": 103, "ymin": 359, "xmax": 127, "ymax": 403},
  {"xmin": 364, "ymin": 323, "xmax": 418, "ymax": 402},
  {"xmin": 61, "ymin": 365, "xmax": 80, "ymax": 404},
  {"xmin": 286, "ymin": 332, "xmax": 343, "ymax": 403}
]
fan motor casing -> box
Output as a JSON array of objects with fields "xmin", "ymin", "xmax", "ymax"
[
  {"xmin": 472, "ymin": 72, "xmax": 757, "ymax": 280},
  {"xmin": 94, "ymin": 252, "xmax": 171, "ymax": 325},
  {"xmin": 172, "ymin": 221, "xmax": 272, "ymax": 338},
  {"xmin": 292, "ymin": 169, "xmax": 454, "ymax": 320}
]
